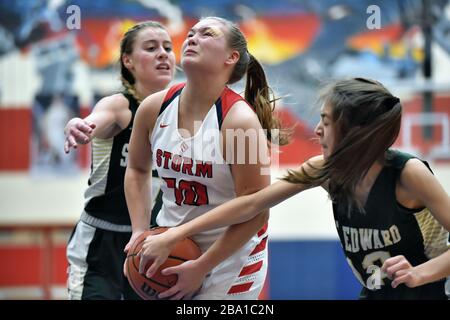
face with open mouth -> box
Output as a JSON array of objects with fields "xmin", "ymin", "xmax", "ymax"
[{"xmin": 126, "ymin": 27, "xmax": 176, "ymax": 89}]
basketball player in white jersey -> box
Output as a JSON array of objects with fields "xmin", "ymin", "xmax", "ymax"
[
  {"xmin": 124, "ymin": 16, "xmax": 289, "ymax": 300},
  {"xmin": 64, "ymin": 21, "xmax": 175, "ymax": 299}
]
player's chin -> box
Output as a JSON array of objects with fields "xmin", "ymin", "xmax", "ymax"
[
  {"xmin": 154, "ymin": 70, "xmax": 173, "ymax": 80},
  {"xmin": 321, "ymin": 147, "xmax": 329, "ymax": 159},
  {"xmin": 180, "ymin": 57, "xmax": 198, "ymax": 69},
  {"xmin": 152, "ymin": 73, "xmax": 173, "ymax": 88}
]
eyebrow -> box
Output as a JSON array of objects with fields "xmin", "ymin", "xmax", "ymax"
[
  {"xmin": 188, "ymin": 26, "xmax": 220, "ymax": 34},
  {"xmin": 142, "ymin": 39, "xmax": 172, "ymax": 45},
  {"xmin": 320, "ymin": 113, "xmax": 329, "ymax": 119}
]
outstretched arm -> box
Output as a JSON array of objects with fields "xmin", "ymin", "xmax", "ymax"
[
  {"xmin": 166, "ymin": 178, "xmax": 309, "ymax": 242},
  {"xmin": 142, "ymin": 155, "xmax": 324, "ymax": 279},
  {"xmin": 64, "ymin": 94, "xmax": 130, "ymax": 153}
]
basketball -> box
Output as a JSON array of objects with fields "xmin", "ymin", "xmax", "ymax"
[{"xmin": 126, "ymin": 227, "xmax": 202, "ymax": 300}]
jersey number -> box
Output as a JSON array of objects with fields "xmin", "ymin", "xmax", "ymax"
[
  {"xmin": 162, "ymin": 178, "xmax": 209, "ymax": 206},
  {"xmin": 347, "ymin": 251, "xmax": 391, "ymax": 290}
]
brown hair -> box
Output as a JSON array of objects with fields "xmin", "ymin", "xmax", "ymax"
[
  {"xmin": 202, "ymin": 17, "xmax": 290, "ymax": 145},
  {"xmin": 284, "ymin": 77, "xmax": 402, "ymax": 214},
  {"xmin": 119, "ymin": 21, "xmax": 167, "ymax": 103}
]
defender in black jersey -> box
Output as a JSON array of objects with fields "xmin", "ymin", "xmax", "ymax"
[
  {"xmin": 138, "ymin": 77, "xmax": 450, "ymax": 299},
  {"xmin": 333, "ymin": 149, "xmax": 448, "ymax": 299},
  {"xmin": 63, "ymin": 21, "xmax": 175, "ymax": 299}
]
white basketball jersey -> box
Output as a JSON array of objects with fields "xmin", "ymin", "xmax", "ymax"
[{"xmin": 150, "ymin": 84, "xmax": 268, "ymax": 299}]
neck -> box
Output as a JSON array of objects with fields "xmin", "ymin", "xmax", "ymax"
[
  {"xmin": 182, "ymin": 75, "xmax": 228, "ymax": 113},
  {"xmin": 134, "ymin": 82, "xmax": 162, "ymax": 100},
  {"xmin": 359, "ymin": 158, "xmax": 384, "ymax": 189}
]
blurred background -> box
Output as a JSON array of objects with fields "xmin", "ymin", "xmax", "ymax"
[{"xmin": 1, "ymin": 0, "xmax": 449, "ymax": 299}]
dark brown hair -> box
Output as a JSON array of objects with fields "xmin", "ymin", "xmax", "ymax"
[{"xmin": 284, "ymin": 77, "xmax": 402, "ymax": 214}]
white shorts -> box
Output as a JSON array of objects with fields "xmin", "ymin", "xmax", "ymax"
[{"xmin": 194, "ymin": 227, "xmax": 268, "ymax": 300}]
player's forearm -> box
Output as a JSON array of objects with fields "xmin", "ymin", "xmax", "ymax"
[
  {"xmin": 415, "ymin": 249, "xmax": 450, "ymax": 286},
  {"xmin": 193, "ymin": 211, "xmax": 269, "ymax": 275},
  {"xmin": 125, "ymin": 167, "xmax": 151, "ymax": 232},
  {"xmin": 166, "ymin": 193, "xmax": 260, "ymax": 244},
  {"xmin": 168, "ymin": 181, "xmax": 302, "ymax": 243}
]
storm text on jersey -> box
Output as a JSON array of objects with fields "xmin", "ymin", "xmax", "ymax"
[{"xmin": 155, "ymin": 149, "xmax": 213, "ymax": 178}]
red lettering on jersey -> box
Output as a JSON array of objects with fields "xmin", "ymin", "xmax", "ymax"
[
  {"xmin": 162, "ymin": 178, "xmax": 209, "ymax": 206},
  {"xmin": 171, "ymin": 154, "xmax": 182, "ymax": 172},
  {"xmin": 155, "ymin": 150, "xmax": 213, "ymax": 178},
  {"xmin": 163, "ymin": 151, "xmax": 172, "ymax": 169},
  {"xmin": 195, "ymin": 161, "xmax": 213, "ymax": 178},
  {"xmin": 191, "ymin": 180, "xmax": 209, "ymax": 205},
  {"xmin": 182, "ymin": 157, "xmax": 194, "ymax": 176},
  {"xmin": 162, "ymin": 177, "xmax": 183, "ymax": 205},
  {"xmin": 156, "ymin": 149, "xmax": 163, "ymax": 167}
]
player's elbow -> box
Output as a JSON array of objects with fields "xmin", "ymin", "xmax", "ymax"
[
  {"xmin": 248, "ymin": 206, "xmax": 269, "ymax": 228},
  {"xmin": 127, "ymin": 161, "xmax": 151, "ymax": 176}
]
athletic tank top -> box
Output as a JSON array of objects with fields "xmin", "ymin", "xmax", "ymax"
[
  {"xmin": 83, "ymin": 92, "xmax": 161, "ymax": 226},
  {"xmin": 333, "ymin": 149, "xmax": 449, "ymax": 299},
  {"xmin": 151, "ymin": 83, "xmax": 259, "ymax": 251}
]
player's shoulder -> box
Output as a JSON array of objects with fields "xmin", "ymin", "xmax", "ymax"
[
  {"xmin": 94, "ymin": 93, "xmax": 129, "ymax": 112},
  {"xmin": 139, "ymin": 89, "xmax": 170, "ymax": 115},
  {"xmin": 133, "ymin": 89, "xmax": 174, "ymax": 134},
  {"xmin": 141, "ymin": 83, "xmax": 185, "ymax": 116},
  {"xmin": 399, "ymin": 157, "xmax": 433, "ymax": 185},
  {"xmin": 220, "ymin": 87, "xmax": 261, "ymax": 130},
  {"xmin": 222, "ymin": 97, "xmax": 261, "ymax": 131}
]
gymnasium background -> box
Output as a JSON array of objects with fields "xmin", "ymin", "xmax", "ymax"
[{"xmin": 1, "ymin": 0, "xmax": 450, "ymax": 299}]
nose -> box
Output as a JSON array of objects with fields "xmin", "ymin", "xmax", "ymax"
[
  {"xmin": 187, "ymin": 34, "xmax": 198, "ymax": 47},
  {"xmin": 314, "ymin": 122, "xmax": 322, "ymax": 137},
  {"xmin": 157, "ymin": 47, "xmax": 168, "ymax": 60}
]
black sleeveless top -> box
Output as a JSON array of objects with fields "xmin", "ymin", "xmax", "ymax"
[
  {"xmin": 333, "ymin": 149, "xmax": 448, "ymax": 299},
  {"xmin": 83, "ymin": 92, "xmax": 159, "ymax": 226}
]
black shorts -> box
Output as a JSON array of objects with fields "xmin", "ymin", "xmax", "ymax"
[{"xmin": 67, "ymin": 221, "xmax": 141, "ymax": 300}]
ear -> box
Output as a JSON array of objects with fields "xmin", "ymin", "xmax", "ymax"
[
  {"xmin": 225, "ymin": 50, "xmax": 240, "ymax": 66},
  {"xmin": 122, "ymin": 54, "xmax": 134, "ymax": 70}
]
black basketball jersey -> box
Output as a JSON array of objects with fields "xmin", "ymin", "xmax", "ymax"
[
  {"xmin": 333, "ymin": 149, "xmax": 449, "ymax": 299},
  {"xmin": 83, "ymin": 92, "xmax": 161, "ymax": 226}
]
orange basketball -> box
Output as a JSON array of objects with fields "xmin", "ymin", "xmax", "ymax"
[{"xmin": 126, "ymin": 227, "xmax": 202, "ymax": 300}]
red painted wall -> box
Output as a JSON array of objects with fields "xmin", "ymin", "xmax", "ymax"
[{"xmin": 0, "ymin": 109, "xmax": 31, "ymax": 170}]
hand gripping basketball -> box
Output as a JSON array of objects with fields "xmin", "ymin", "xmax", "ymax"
[{"xmin": 126, "ymin": 227, "xmax": 201, "ymax": 300}]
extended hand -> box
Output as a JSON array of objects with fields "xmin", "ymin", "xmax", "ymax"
[
  {"xmin": 381, "ymin": 255, "xmax": 423, "ymax": 288},
  {"xmin": 139, "ymin": 231, "xmax": 177, "ymax": 278},
  {"xmin": 64, "ymin": 118, "xmax": 96, "ymax": 153}
]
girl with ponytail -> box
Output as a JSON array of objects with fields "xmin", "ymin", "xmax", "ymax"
[
  {"xmin": 64, "ymin": 21, "xmax": 175, "ymax": 299},
  {"xmin": 125, "ymin": 16, "xmax": 289, "ymax": 300},
  {"xmin": 134, "ymin": 77, "xmax": 450, "ymax": 300}
]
